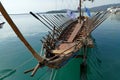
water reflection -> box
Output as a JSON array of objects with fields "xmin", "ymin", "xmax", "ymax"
[
  {"xmin": 80, "ymin": 36, "xmax": 103, "ymax": 80},
  {"xmin": 110, "ymin": 13, "xmax": 120, "ymax": 22},
  {"xmin": 0, "ymin": 69, "xmax": 16, "ymax": 80}
]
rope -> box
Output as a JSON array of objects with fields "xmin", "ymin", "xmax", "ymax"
[
  {"xmin": 49, "ymin": 69, "xmax": 58, "ymax": 80},
  {"xmin": 52, "ymin": 70, "xmax": 57, "ymax": 80},
  {"xmin": 37, "ymin": 68, "xmax": 51, "ymax": 80},
  {"xmin": 39, "ymin": 44, "xmax": 43, "ymax": 56},
  {"xmin": 14, "ymin": 57, "xmax": 33, "ymax": 70},
  {"xmin": 49, "ymin": 69, "xmax": 54, "ymax": 80},
  {"xmin": 0, "ymin": 57, "xmax": 33, "ymax": 79}
]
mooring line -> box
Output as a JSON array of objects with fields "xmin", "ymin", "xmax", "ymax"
[
  {"xmin": 37, "ymin": 68, "xmax": 51, "ymax": 80},
  {"xmin": 0, "ymin": 57, "xmax": 33, "ymax": 79},
  {"xmin": 52, "ymin": 70, "xmax": 57, "ymax": 80},
  {"xmin": 49, "ymin": 69, "xmax": 54, "ymax": 80}
]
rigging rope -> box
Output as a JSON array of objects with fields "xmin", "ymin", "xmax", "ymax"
[
  {"xmin": 0, "ymin": 57, "xmax": 33, "ymax": 79},
  {"xmin": 49, "ymin": 69, "xmax": 54, "ymax": 80},
  {"xmin": 52, "ymin": 70, "xmax": 57, "ymax": 80},
  {"xmin": 48, "ymin": 69, "xmax": 58, "ymax": 80},
  {"xmin": 39, "ymin": 44, "xmax": 43, "ymax": 56},
  {"xmin": 13, "ymin": 57, "xmax": 33, "ymax": 70},
  {"xmin": 37, "ymin": 68, "xmax": 51, "ymax": 80}
]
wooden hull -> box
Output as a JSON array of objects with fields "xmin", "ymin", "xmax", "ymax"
[
  {"xmin": 0, "ymin": 2, "xmax": 111, "ymax": 76},
  {"xmin": 44, "ymin": 19, "xmax": 94, "ymax": 68}
]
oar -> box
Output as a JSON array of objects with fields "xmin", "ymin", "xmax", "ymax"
[
  {"xmin": 43, "ymin": 15, "xmax": 58, "ymax": 27},
  {"xmin": 47, "ymin": 15, "xmax": 60, "ymax": 27},
  {"xmin": 30, "ymin": 12, "xmax": 53, "ymax": 31},
  {"xmin": 0, "ymin": 2, "xmax": 44, "ymax": 62},
  {"xmin": 91, "ymin": 12, "xmax": 110, "ymax": 32},
  {"xmin": 38, "ymin": 14, "xmax": 61, "ymax": 33},
  {"xmin": 37, "ymin": 13, "xmax": 54, "ymax": 28},
  {"xmin": 51, "ymin": 15, "xmax": 63, "ymax": 26},
  {"xmin": 43, "ymin": 15, "xmax": 62, "ymax": 32}
]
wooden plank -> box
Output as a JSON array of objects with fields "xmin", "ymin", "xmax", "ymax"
[
  {"xmin": 52, "ymin": 43, "xmax": 75, "ymax": 54},
  {"xmin": 67, "ymin": 21, "xmax": 83, "ymax": 42},
  {"xmin": 0, "ymin": 2, "xmax": 43, "ymax": 62}
]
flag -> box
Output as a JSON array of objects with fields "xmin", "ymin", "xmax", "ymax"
[
  {"xmin": 85, "ymin": 7, "xmax": 91, "ymax": 17},
  {"xmin": 66, "ymin": 9, "xmax": 76, "ymax": 19}
]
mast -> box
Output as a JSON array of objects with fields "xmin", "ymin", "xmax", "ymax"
[
  {"xmin": 79, "ymin": 0, "xmax": 82, "ymax": 23},
  {"xmin": 79, "ymin": 0, "xmax": 82, "ymax": 19}
]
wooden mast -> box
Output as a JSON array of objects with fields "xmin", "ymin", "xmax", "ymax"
[
  {"xmin": 79, "ymin": 0, "xmax": 82, "ymax": 23},
  {"xmin": 0, "ymin": 2, "xmax": 44, "ymax": 62}
]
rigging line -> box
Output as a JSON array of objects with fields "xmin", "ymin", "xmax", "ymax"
[
  {"xmin": 88, "ymin": 66, "xmax": 103, "ymax": 79},
  {"xmin": 90, "ymin": 49, "xmax": 102, "ymax": 63},
  {"xmin": 90, "ymin": 51, "xmax": 101, "ymax": 64},
  {"xmin": 61, "ymin": 0, "xmax": 64, "ymax": 9},
  {"xmin": 87, "ymin": 58, "xmax": 103, "ymax": 78},
  {"xmin": 93, "ymin": 44, "xmax": 102, "ymax": 63},
  {"xmin": 39, "ymin": 44, "xmax": 43, "ymax": 56},
  {"xmin": 87, "ymin": 46, "xmax": 103, "ymax": 77},
  {"xmin": 37, "ymin": 68, "xmax": 51, "ymax": 80},
  {"xmin": 88, "ymin": 61, "xmax": 103, "ymax": 78},
  {"xmin": 88, "ymin": 55, "xmax": 102, "ymax": 71},
  {"xmin": 0, "ymin": 69, "xmax": 16, "ymax": 79},
  {"xmin": 55, "ymin": 0, "xmax": 57, "ymax": 10},
  {"xmin": 89, "ymin": 55, "xmax": 101, "ymax": 68},
  {"xmin": 52, "ymin": 70, "xmax": 58, "ymax": 80},
  {"xmin": 13, "ymin": 57, "xmax": 34, "ymax": 70},
  {"xmin": 49, "ymin": 69, "xmax": 54, "ymax": 80},
  {"xmin": 0, "ymin": 57, "xmax": 33, "ymax": 79},
  {"xmin": 87, "ymin": 65, "xmax": 102, "ymax": 80}
]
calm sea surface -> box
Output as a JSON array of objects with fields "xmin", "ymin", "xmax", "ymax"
[{"xmin": 0, "ymin": 13, "xmax": 120, "ymax": 80}]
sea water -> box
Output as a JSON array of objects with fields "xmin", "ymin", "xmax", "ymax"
[{"xmin": 0, "ymin": 13, "xmax": 120, "ymax": 80}]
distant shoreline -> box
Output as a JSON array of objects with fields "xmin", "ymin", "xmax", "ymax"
[
  {"xmin": 0, "ymin": 3, "xmax": 119, "ymax": 16},
  {"xmin": 0, "ymin": 12, "xmax": 119, "ymax": 16}
]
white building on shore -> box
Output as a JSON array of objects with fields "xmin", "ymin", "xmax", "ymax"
[{"xmin": 107, "ymin": 7, "xmax": 120, "ymax": 14}]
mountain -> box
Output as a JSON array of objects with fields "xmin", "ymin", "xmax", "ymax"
[
  {"xmin": 46, "ymin": 3, "xmax": 120, "ymax": 13},
  {"xmin": 90, "ymin": 3, "xmax": 120, "ymax": 12}
]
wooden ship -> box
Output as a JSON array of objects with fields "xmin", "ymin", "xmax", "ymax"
[{"xmin": 0, "ymin": 0, "xmax": 112, "ymax": 78}]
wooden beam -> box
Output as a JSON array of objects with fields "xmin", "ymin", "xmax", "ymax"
[{"xmin": 0, "ymin": 2, "xmax": 43, "ymax": 62}]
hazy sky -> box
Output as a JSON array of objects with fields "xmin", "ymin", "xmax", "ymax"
[{"xmin": 0, "ymin": 0, "xmax": 120, "ymax": 14}]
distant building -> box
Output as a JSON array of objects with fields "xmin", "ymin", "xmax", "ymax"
[{"xmin": 107, "ymin": 7, "xmax": 120, "ymax": 14}]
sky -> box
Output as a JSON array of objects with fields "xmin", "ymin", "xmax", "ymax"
[{"xmin": 0, "ymin": 0, "xmax": 120, "ymax": 14}]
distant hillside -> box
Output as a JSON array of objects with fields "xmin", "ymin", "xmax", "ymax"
[
  {"xmin": 46, "ymin": 3, "xmax": 120, "ymax": 13},
  {"xmin": 90, "ymin": 3, "xmax": 120, "ymax": 12},
  {"xmin": 45, "ymin": 10, "xmax": 64, "ymax": 13},
  {"xmin": 45, "ymin": 9, "xmax": 76, "ymax": 13}
]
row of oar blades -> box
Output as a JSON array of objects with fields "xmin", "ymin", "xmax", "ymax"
[
  {"xmin": 87, "ymin": 10, "xmax": 111, "ymax": 33},
  {"xmin": 30, "ymin": 12, "xmax": 74, "ymax": 48},
  {"xmin": 30, "ymin": 12, "xmax": 66, "ymax": 50},
  {"xmin": 30, "ymin": 12, "xmax": 71, "ymax": 31}
]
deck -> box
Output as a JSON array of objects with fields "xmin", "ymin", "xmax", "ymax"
[{"xmin": 52, "ymin": 21, "xmax": 83, "ymax": 54}]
